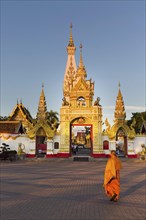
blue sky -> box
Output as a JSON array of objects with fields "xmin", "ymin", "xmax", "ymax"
[{"xmin": 1, "ymin": 0, "xmax": 145, "ymax": 125}]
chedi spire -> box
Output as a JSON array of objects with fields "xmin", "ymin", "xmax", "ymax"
[
  {"xmin": 114, "ymin": 82, "xmax": 126, "ymax": 122},
  {"xmin": 36, "ymin": 83, "xmax": 47, "ymax": 121}
]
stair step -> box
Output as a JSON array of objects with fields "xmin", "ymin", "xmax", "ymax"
[{"xmin": 73, "ymin": 156, "xmax": 89, "ymax": 161}]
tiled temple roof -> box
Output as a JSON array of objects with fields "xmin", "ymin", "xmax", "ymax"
[
  {"xmin": 0, "ymin": 121, "xmax": 25, "ymax": 134},
  {"xmin": 9, "ymin": 102, "xmax": 33, "ymax": 123}
]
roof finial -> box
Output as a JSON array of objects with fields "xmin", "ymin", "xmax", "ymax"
[
  {"xmin": 79, "ymin": 43, "xmax": 83, "ymax": 67},
  {"xmin": 70, "ymin": 22, "xmax": 73, "ymax": 29},
  {"xmin": 17, "ymin": 99, "xmax": 19, "ymax": 105},
  {"xmin": 76, "ymin": 43, "xmax": 87, "ymax": 78},
  {"xmin": 42, "ymin": 82, "xmax": 44, "ymax": 89},
  {"xmin": 68, "ymin": 23, "xmax": 74, "ymax": 47},
  {"xmin": 118, "ymin": 82, "xmax": 121, "ymax": 88}
]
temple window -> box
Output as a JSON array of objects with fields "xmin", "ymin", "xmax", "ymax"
[
  {"xmin": 54, "ymin": 142, "xmax": 59, "ymax": 149},
  {"xmin": 77, "ymin": 96, "xmax": 86, "ymax": 107},
  {"xmin": 103, "ymin": 140, "xmax": 109, "ymax": 150}
]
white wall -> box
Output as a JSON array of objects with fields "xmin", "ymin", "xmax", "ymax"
[
  {"xmin": 0, "ymin": 135, "xmax": 33, "ymax": 154},
  {"xmin": 133, "ymin": 135, "xmax": 146, "ymax": 154},
  {"xmin": 1, "ymin": 134, "xmax": 145, "ymax": 156},
  {"xmin": 53, "ymin": 135, "xmax": 60, "ymax": 154},
  {"xmin": 0, "ymin": 134, "xmax": 61, "ymax": 155}
]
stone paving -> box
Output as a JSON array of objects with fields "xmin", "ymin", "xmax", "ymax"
[{"xmin": 0, "ymin": 158, "xmax": 146, "ymax": 220}]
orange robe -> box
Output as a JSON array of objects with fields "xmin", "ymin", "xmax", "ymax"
[{"xmin": 104, "ymin": 155, "xmax": 122, "ymax": 200}]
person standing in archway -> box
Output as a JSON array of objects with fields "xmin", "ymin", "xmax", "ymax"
[{"xmin": 103, "ymin": 150, "xmax": 122, "ymax": 202}]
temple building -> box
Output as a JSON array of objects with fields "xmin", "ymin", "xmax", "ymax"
[
  {"xmin": 60, "ymin": 24, "xmax": 102, "ymax": 158},
  {"xmin": 0, "ymin": 25, "xmax": 145, "ymax": 158},
  {"xmin": 8, "ymin": 99, "xmax": 33, "ymax": 129},
  {"xmin": 103, "ymin": 83, "xmax": 137, "ymax": 157}
]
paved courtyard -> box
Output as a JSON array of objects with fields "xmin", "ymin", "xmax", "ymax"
[{"xmin": 0, "ymin": 158, "xmax": 146, "ymax": 220}]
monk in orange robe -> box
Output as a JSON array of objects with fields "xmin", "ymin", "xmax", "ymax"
[{"xmin": 104, "ymin": 150, "xmax": 122, "ymax": 202}]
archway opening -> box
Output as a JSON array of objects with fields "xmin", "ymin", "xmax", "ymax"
[
  {"xmin": 70, "ymin": 124, "xmax": 92, "ymax": 156},
  {"xmin": 36, "ymin": 127, "xmax": 47, "ymax": 157},
  {"xmin": 116, "ymin": 128, "xmax": 127, "ymax": 157}
]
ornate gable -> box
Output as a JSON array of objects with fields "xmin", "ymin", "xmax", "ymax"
[
  {"xmin": 9, "ymin": 101, "xmax": 33, "ymax": 129},
  {"xmin": 27, "ymin": 121, "xmax": 55, "ymax": 139},
  {"xmin": 107, "ymin": 122, "xmax": 135, "ymax": 140},
  {"xmin": 72, "ymin": 77, "xmax": 89, "ymax": 92}
]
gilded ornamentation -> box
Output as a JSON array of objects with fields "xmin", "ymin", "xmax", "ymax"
[
  {"xmin": 76, "ymin": 44, "xmax": 87, "ymax": 78},
  {"xmin": 62, "ymin": 97, "xmax": 69, "ymax": 106},
  {"xmin": 8, "ymin": 101, "xmax": 33, "ymax": 129},
  {"xmin": 107, "ymin": 122, "xmax": 135, "ymax": 140},
  {"xmin": 114, "ymin": 83, "xmax": 126, "ymax": 122},
  {"xmin": 27, "ymin": 85, "xmax": 56, "ymax": 139},
  {"xmin": 77, "ymin": 117, "xmax": 85, "ymax": 124},
  {"xmin": 104, "ymin": 84, "xmax": 136, "ymax": 140},
  {"xmin": 36, "ymin": 84, "xmax": 47, "ymax": 121},
  {"xmin": 27, "ymin": 121, "xmax": 55, "ymax": 139},
  {"xmin": 104, "ymin": 118, "xmax": 111, "ymax": 134},
  {"xmin": 64, "ymin": 24, "xmax": 77, "ymax": 99},
  {"xmin": 130, "ymin": 118, "xmax": 136, "ymax": 131},
  {"xmin": 94, "ymin": 97, "xmax": 101, "ymax": 106},
  {"xmin": 60, "ymin": 25, "xmax": 103, "ymax": 154}
]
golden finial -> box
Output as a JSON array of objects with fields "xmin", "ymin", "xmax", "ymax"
[
  {"xmin": 76, "ymin": 42, "xmax": 87, "ymax": 78},
  {"xmin": 68, "ymin": 23, "xmax": 74, "ymax": 47},
  {"xmin": 42, "ymin": 83, "xmax": 44, "ymax": 89},
  {"xmin": 79, "ymin": 43, "xmax": 83, "ymax": 67},
  {"xmin": 117, "ymin": 82, "xmax": 122, "ymax": 97},
  {"xmin": 70, "ymin": 22, "xmax": 73, "ymax": 29},
  {"xmin": 118, "ymin": 82, "xmax": 121, "ymax": 88},
  {"xmin": 17, "ymin": 99, "xmax": 19, "ymax": 105}
]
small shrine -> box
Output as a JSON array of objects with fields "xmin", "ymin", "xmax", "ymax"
[
  {"xmin": 27, "ymin": 84, "xmax": 56, "ymax": 157},
  {"xmin": 103, "ymin": 83, "xmax": 136, "ymax": 157}
]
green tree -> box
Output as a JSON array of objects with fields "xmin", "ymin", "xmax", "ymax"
[
  {"xmin": 47, "ymin": 110, "xmax": 59, "ymax": 129},
  {"xmin": 126, "ymin": 112, "xmax": 146, "ymax": 134}
]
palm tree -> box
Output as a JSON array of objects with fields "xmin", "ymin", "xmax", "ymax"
[{"xmin": 47, "ymin": 110, "xmax": 59, "ymax": 129}]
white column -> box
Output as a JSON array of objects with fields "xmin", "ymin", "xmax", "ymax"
[
  {"xmin": 47, "ymin": 139, "xmax": 54, "ymax": 155},
  {"xmin": 127, "ymin": 141, "xmax": 135, "ymax": 155},
  {"xmin": 29, "ymin": 140, "xmax": 35, "ymax": 155}
]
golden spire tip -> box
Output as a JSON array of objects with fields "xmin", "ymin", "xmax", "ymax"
[{"xmin": 118, "ymin": 82, "xmax": 121, "ymax": 88}]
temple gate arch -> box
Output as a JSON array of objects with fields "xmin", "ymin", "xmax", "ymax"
[
  {"xmin": 36, "ymin": 127, "xmax": 47, "ymax": 157},
  {"xmin": 70, "ymin": 116, "xmax": 93, "ymax": 155},
  {"xmin": 59, "ymin": 25, "xmax": 103, "ymax": 158},
  {"xmin": 116, "ymin": 127, "xmax": 127, "ymax": 156}
]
